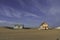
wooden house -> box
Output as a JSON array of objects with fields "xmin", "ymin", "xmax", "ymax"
[{"xmin": 38, "ymin": 22, "xmax": 49, "ymax": 30}]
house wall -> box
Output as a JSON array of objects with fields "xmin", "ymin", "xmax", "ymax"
[
  {"xmin": 13, "ymin": 25, "xmax": 23, "ymax": 29},
  {"xmin": 13, "ymin": 26, "xmax": 18, "ymax": 29},
  {"xmin": 19, "ymin": 26, "xmax": 23, "ymax": 29},
  {"xmin": 39, "ymin": 23, "xmax": 48, "ymax": 30},
  {"xmin": 55, "ymin": 27, "xmax": 60, "ymax": 29}
]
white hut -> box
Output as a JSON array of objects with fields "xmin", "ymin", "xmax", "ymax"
[
  {"xmin": 38, "ymin": 22, "xmax": 49, "ymax": 30},
  {"xmin": 55, "ymin": 27, "xmax": 60, "ymax": 29},
  {"xmin": 13, "ymin": 24, "xmax": 24, "ymax": 29}
]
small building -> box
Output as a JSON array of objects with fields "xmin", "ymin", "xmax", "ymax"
[
  {"xmin": 38, "ymin": 22, "xmax": 49, "ymax": 30},
  {"xmin": 55, "ymin": 27, "xmax": 60, "ymax": 29},
  {"xmin": 13, "ymin": 24, "xmax": 24, "ymax": 29}
]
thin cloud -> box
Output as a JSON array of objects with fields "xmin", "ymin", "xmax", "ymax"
[
  {"xmin": 0, "ymin": 20, "xmax": 7, "ymax": 23},
  {"xmin": 0, "ymin": 0, "xmax": 60, "ymax": 27},
  {"xmin": 0, "ymin": 5, "xmax": 40, "ymax": 18},
  {"xmin": 0, "ymin": 20, "xmax": 21, "ymax": 24},
  {"xmin": 0, "ymin": 20, "xmax": 13, "ymax": 24},
  {"xmin": 0, "ymin": 6, "xmax": 22, "ymax": 18},
  {"xmin": 23, "ymin": 12, "xmax": 40, "ymax": 18}
]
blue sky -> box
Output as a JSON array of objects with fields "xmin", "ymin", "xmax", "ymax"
[{"xmin": 0, "ymin": 0, "xmax": 60, "ymax": 27}]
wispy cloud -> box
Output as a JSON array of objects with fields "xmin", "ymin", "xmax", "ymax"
[
  {"xmin": 0, "ymin": 20, "xmax": 7, "ymax": 23},
  {"xmin": 0, "ymin": 20, "xmax": 14, "ymax": 24},
  {"xmin": 0, "ymin": 0, "xmax": 60, "ymax": 27},
  {"xmin": 23, "ymin": 12, "xmax": 40, "ymax": 18},
  {"xmin": 0, "ymin": 6, "xmax": 22, "ymax": 18},
  {"xmin": 0, "ymin": 5, "xmax": 40, "ymax": 18},
  {"xmin": 0, "ymin": 20, "xmax": 23, "ymax": 26},
  {"xmin": 41, "ymin": 0, "xmax": 60, "ymax": 15},
  {"xmin": 0, "ymin": 20, "xmax": 22, "ymax": 24}
]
